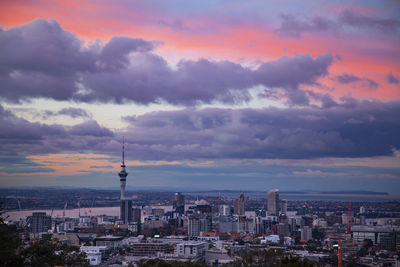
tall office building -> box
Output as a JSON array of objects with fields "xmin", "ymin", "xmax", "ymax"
[
  {"xmin": 267, "ymin": 189, "xmax": 279, "ymax": 216},
  {"xmin": 188, "ymin": 214, "xmax": 211, "ymax": 237},
  {"xmin": 280, "ymin": 199, "xmax": 287, "ymax": 215},
  {"xmin": 27, "ymin": 212, "xmax": 52, "ymax": 234},
  {"xmin": 120, "ymin": 199, "xmax": 133, "ymax": 224},
  {"xmin": 173, "ymin": 192, "xmax": 185, "ymax": 214},
  {"xmin": 234, "ymin": 193, "xmax": 245, "ymax": 215},
  {"xmin": 132, "ymin": 207, "xmax": 141, "ymax": 223},
  {"xmin": 301, "ymin": 226, "xmax": 312, "ymax": 241}
]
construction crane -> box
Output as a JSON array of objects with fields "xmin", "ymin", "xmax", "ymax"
[
  {"xmin": 62, "ymin": 201, "xmax": 67, "ymax": 218},
  {"xmin": 17, "ymin": 199, "xmax": 22, "ymax": 211},
  {"xmin": 89, "ymin": 198, "xmax": 95, "ymax": 215},
  {"xmin": 334, "ymin": 201, "xmax": 353, "ymax": 267},
  {"xmin": 346, "ymin": 201, "xmax": 351, "ymax": 240}
]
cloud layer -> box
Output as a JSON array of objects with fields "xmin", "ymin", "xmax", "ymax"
[
  {"xmin": 1, "ymin": 100, "xmax": 399, "ymax": 161},
  {"xmin": 0, "ymin": 19, "xmax": 333, "ymax": 106}
]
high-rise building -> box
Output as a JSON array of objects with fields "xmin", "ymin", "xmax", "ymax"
[
  {"xmin": 173, "ymin": 192, "xmax": 185, "ymax": 214},
  {"xmin": 188, "ymin": 214, "xmax": 211, "ymax": 237},
  {"xmin": 234, "ymin": 193, "xmax": 245, "ymax": 215},
  {"xmin": 219, "ymin": 205, "xmax": 231, "ymax": 216},
  {"xmin": 27, "ymin": 212, "xmax": 52, "ymax": 234},
  {"xmin": 132, "ymin": 207, "xmax": 141, "ymax": 223},
  {"xmin": 280, "ymin": 199, "xmax": 287, "ymax": 215},
  {"xmin": 360, "ymin": 206, "xmax": 366, "ymax": 214},
  {"xmin": 277, "ymin": 223, "xmax": 289, "ymax": 237},
  {"xmin": 267, "ymin": 189, "xmax": 279, "ymax": 216},
  {"xmin": 300, "ymin": 226, "xmax": 312, "ymax": 241},
  {"xmin": 120, "ymin": 199, "xmax": 133, "ymax": 224}
]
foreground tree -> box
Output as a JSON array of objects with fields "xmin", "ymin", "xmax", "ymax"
[
  {"xmin": 0, "ymin": 204, "xmax": 88, "ymax": 267},
  {"xmin": 22, "ymin": 234, "xmax": 88, "ymax": 267},
  {"xmin": 0, "ymin": 204, "xmax": 24, "ymax": 267}
]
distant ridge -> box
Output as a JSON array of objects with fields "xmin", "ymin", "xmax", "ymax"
[{"xmin": 0, "ymin": 187, "xmax": 389, "ymax": 195}]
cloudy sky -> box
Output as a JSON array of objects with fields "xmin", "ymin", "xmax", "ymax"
[{"xmin": 0, "ymin": 0, "xmax": 399, "ymax": 193}]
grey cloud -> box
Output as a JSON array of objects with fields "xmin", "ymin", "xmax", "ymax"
[
  {"xmin": 338, "ymin": 10, "xmax": 400, "ymax": 33},
  {"xmin": 335, "ymin": 74, "xmax": 379, "ymax": 89},
  {"xmin": 81, "ymin": 53, "xmax": 332, "ymax": 106},
  {"xmin": 277, "ymin": 10, "xmax": 400, "ymax": 39},
  {"xmin": 276, "ymin": 14, "xmax": 338, "ymax": 38},
  {"xmin": 39, "ymin": 107, "xmax": 91, "ymax": 119},
  {"xmin": 122, "ymin": 100, "xmax": 400, "ymax": 160},
  {"xmin": 1, "ymin": 100, "xmax": 399, "ymax": 162},
  {"xmin": 0, "ymin": 104, "xmax": 113, "ymax": 157},
  {"xmin": 0, "ymin": 19, "xmax": 332, "ymax": 106},
  {"xmin": 387, "ymin": 73, "xmax": 399, "ymax": 84},
  {"xmin": 57, "ymin": 108, "xmax": 91, "ymax": 118},
  {"xmin": 69, "ymin": 120, "xmax": 114, "ymax": 137},
  {"xmin": 99, "ymin": 36, "xmax": 158, "ymax": 71}
]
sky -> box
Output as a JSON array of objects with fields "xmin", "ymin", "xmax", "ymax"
[{"xmin": 0, "ymin": 0, "xmax": 399, "ymax": 193}]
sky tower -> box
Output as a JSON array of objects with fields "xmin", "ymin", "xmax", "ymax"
[{"xmin": 118, "ymin": 137, "xmax": 128, "ymax": 199}]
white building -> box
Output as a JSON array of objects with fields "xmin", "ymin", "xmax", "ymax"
[
  {"xmin": 219, "ymin": 205, "xmax": 231, "ymax": 216},
  {"xmin": 312, "ymin": 218, "xmax": 328, "ymax": 228},
  {"xmin": 80, "ymin": 246, "xmax": 107, "ymax": 266},
  {"xmin": 174, "ymin": 241, "xmax": 208, "ymax": 260}
]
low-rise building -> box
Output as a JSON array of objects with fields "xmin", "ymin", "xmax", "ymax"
[
  {"xmin": 130, "ymin": 242, "xmax": 173, "ymax": 256},
  {"xmin": 174, "ymin": 241, "xmax": 208, "ymax": 260},
  {"xmin": 80, "ymin": 246, "xmax": 107, "ymax": 266},
  {"xmin": 94, "ymin": 236, "xmax": 124, "ymax": 248}
]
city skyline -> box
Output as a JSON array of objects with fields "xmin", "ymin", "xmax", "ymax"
[{"xmin": 0, "ymin": 1, "xmax": 399, "ymax": 193}]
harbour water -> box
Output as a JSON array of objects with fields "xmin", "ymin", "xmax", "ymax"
[{"xmin": 4, "ymin": 205, "xmax": 175, "ymax": 222}]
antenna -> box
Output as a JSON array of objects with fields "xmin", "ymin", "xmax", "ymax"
[{"xmin": 122, "ymin": 136, "xmax": 125, "ymax": 166}]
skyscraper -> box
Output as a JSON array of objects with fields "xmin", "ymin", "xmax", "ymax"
[
  {"xmin": 234, "ymin": 192, "xmax": 245, "ymax": 215},
  {"xmin": 280, "ymin": 199, "xmax": 287, "ymax": 215},
  {"xmin": 173, "ymin": 192, "xmax": 185, "ymax": 214},
  {"xmin": 27, "ymin": 212, "xmax": 52, "ymax": 234},
  {"xmin": 267, "ymin": 189, "xmax": 279, "ymax": 216},
  {"xmin": 120, "ymin": 199, "xmax": 133, "ymax": 224}
]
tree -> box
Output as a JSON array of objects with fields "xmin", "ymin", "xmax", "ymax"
[
  {"xmin": 0, "ymin": 203, "xmax": 88, "ymax": 267},
  {"xmin": 0, "ymin": 203, "xmax": 24, "ymax": 267},
  {"xmin": 22, "ymin": 234, "xmax": 89, "ymax": 266}
]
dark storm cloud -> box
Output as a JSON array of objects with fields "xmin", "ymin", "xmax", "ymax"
[
  {"xmin": 1, "ymin": 101, "xmax": 399, "ymax": 161},
  {"xmin": 335, "ymin": 74, "xmax": 379, "ymax": 89},
  {"xmin": 0, "ymin": 19, "xmax": 332, "ymax": 106},
  {"xmin": 276, "ymin": 10, "xmax": 400, "ymax": 38},
  {"xmin": 0, "ymin": 104, "xmax": 113, "ymax": 157},
  {"xmin": 387, "ymin": 73, "xmax": 399, "ymax": 84},
  {"xmin": 122, "ymin": 100, "xmax": 400, "ymax": 160}
]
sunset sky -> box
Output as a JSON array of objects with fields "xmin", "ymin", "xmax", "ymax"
[{"xmin": 0, "ymin": 0, "xmax": 399, "ymax": 193}]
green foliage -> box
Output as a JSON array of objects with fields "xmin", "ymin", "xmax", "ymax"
[
  {"xmin": 137, "ymin": 259, "xmax": 207, "ymax": 267},
  {"xmin": 0, "ymin": 203, "xmax": 24, "ymax": 267},
  {"xmin": 0, "ymin": 203, "xmax": 88, "ymax": 267},
  {"xmin": 223, "ymin": 249, "xmax": 321, "ymax": 267},
  {"xmin": 22, "ymin": 235, "xmax": 88, "ymax": 266}
]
